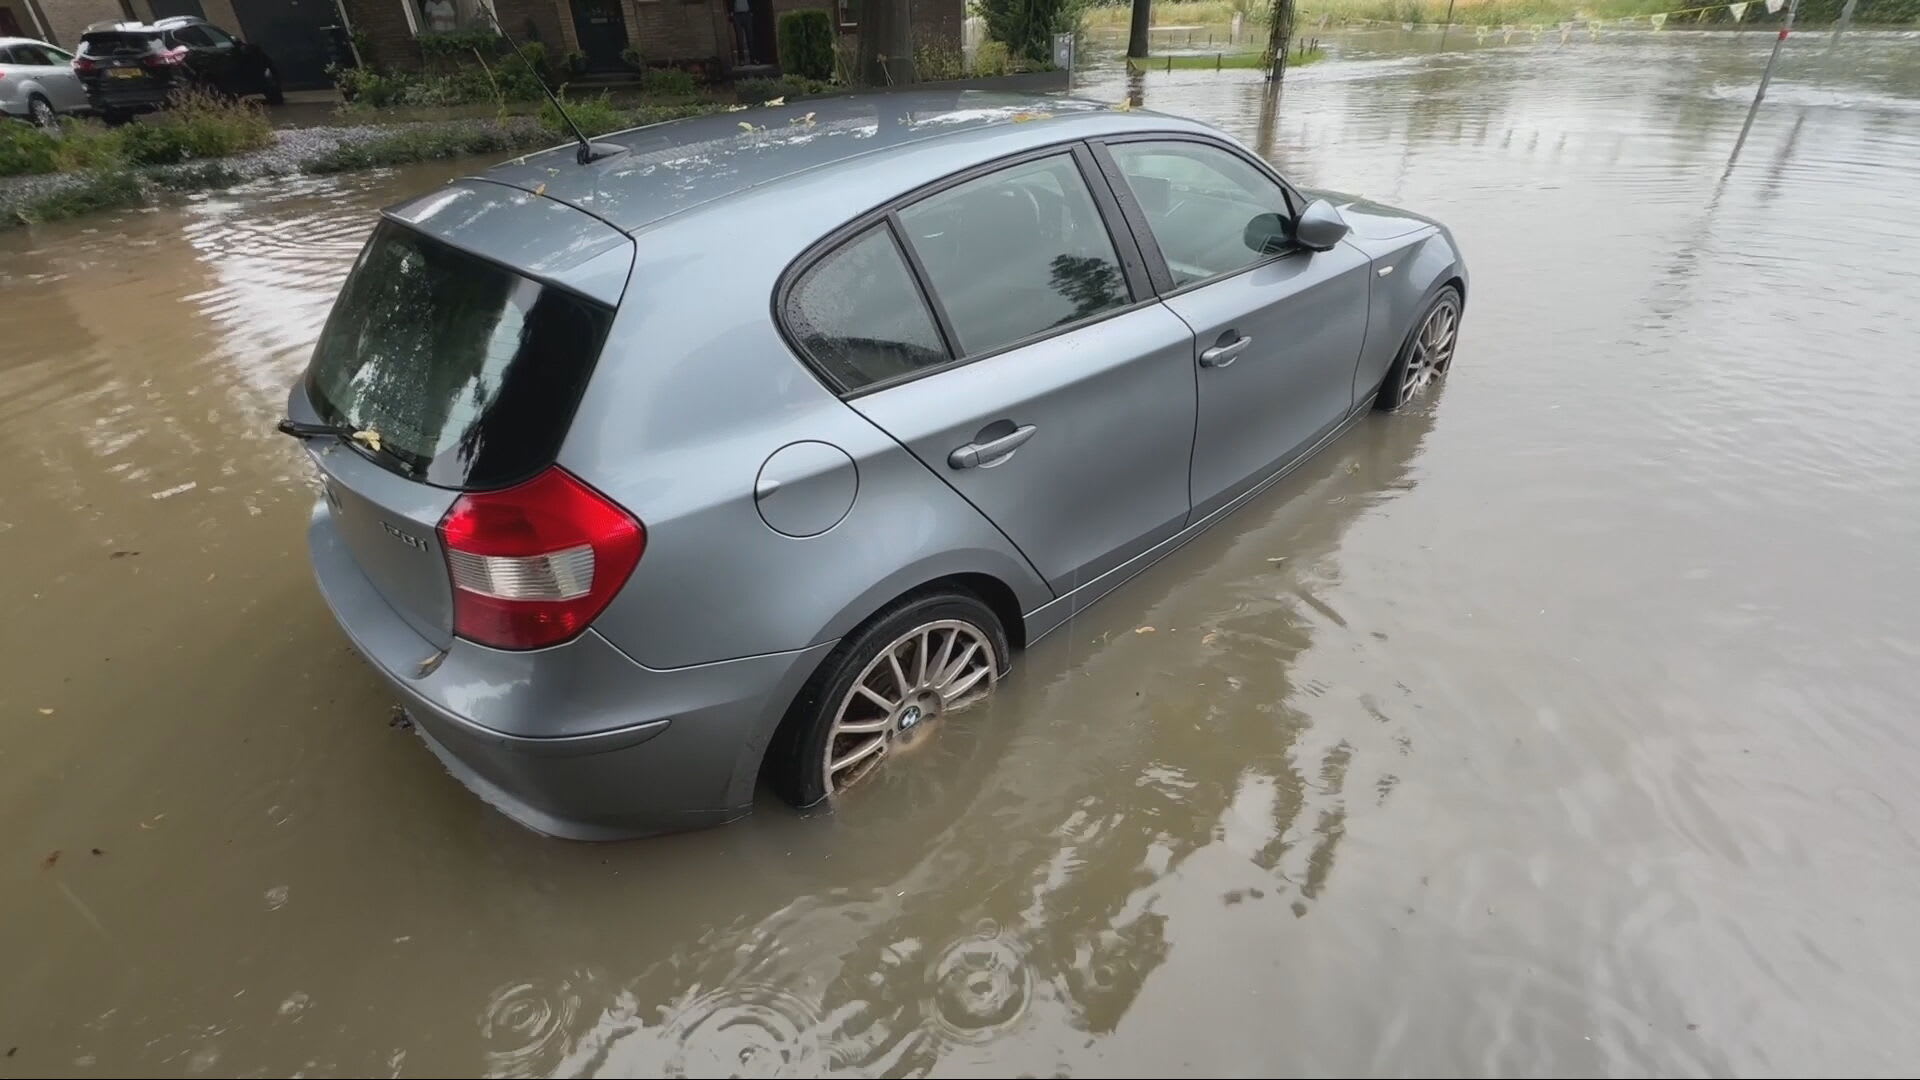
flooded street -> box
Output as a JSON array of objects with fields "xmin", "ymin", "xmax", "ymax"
[{"xmin": 5, "ymin": 30, "xmax": 1920, "ymax": 1076}]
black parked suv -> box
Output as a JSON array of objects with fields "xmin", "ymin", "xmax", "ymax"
[{"xmin": 74, "ymin": 16, "xmax": 282, "ymax": 122}]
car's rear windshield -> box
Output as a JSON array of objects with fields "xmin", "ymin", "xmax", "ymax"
[
  {"xmin": 78, "ymin": 32, "xmax": 159, "ymax": 56},
  {"xmin": 306, "ymin": 221, "xmax": 614, "ymax": 490}
]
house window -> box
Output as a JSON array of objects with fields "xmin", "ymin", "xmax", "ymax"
[
  {"xmin": 837, "ymin": 0, "xmax": 856, "ymax": 28},
  {"xmin": 405, "ymin": 0, "xmax": 498, "ymax": 35}
]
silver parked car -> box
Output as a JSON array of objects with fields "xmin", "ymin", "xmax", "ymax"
[
  {"xmin": 0, "ymin": 38, "xmax": 88, "ymax": 125},
  {"xmin": 282, "ymin": 92, "xmax": 1467, "ymax": 839}
]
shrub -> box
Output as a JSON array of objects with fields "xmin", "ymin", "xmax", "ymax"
[
  {"xmin": 777, "ymin": 9, "xmax": 836, "ymax": 80},
  {"xmin": 150, "ymin": 160, "xmax": 243, "ymax": 191},
  {"xmin": 416, "ymin": 28, "xmax": 510, "ymax": 63},
  {"xmin": 621, "ymin": 46, "xmax": 644, "ymax": 70},
  {"xmin": 914, "ymin": 38, "xmax": 965, "ymax": 80},
  {"xmin": 0, "ymin": 122, "xmax": 61, "ymax": 176},
  {"xmin": 734, "ymin": 75, "xmax": 829, "ymax": 102},
  {"xmin": 641, "ymin": 65, "xmax": 699, "ymax": 96},
  {"xmin": 51, "ymin": 120, "xmax": 126, "ymax": 171},
  {"xmin": 539, "ymin": 91, "xmax": 626, "ymax": 137},
  {"xmin": 117, "ymin": 122, "xmax": 192, "ymax": 165},
  {"xmin": 10, "ymin": 170, "xmax": 143, "ymax": 225},
  {"xmin": 979, "ymin": 0, "xmax": 1077, "ymax": 63},
  {"xmin": 333, "ymin": 66, "xmax": 417, "ymax": 108},
  {"xmin": 298, "ymin": 123, "xmax": 552, "ymax": 174},
  {"xmin": 972, "ymin": 39, "xmax": 1012, "ymax": 76}
]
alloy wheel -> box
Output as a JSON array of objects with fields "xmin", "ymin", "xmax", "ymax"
[
  {"xmin": 1398, "ymin": 298, "xmax": 1459, "ymax": 406},
  {"xmin": 823, "ymin": 619, "xmax": 997, "ymax": 795},
  {"xmin": 30, "ymin": 98, "xmax": 56, "ymax": 129}
]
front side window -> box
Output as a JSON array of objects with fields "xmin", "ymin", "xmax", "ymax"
[
  {"xmin": 786, "ymin": 225, "xmax": 949, "ymax": 392},
  {"xmin": 307, "ymin": 223, "xmax": 613, "ymax": 489},
  {"xmin": 1108, "ymin": 140, "xmax": 1293, "ymax": 287},
  {"xmin": 169, "ymin": 25, "xmax": 213, "ymax": 47},
  {"xmin": 199, "ymin": 25, "xmax": 235, "ymax": 47},
  {"xmin": 898, "ymin": 153, "xmax": 1130, "ymax": 357}
]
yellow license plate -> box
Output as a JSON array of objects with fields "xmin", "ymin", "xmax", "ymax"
[{"xmin": 109, "ymin": 67, "xmax": 145, "ymax": 79}]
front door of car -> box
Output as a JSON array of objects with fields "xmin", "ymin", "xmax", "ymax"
[
  {"xmin": 789, "ymin": 148, "xmax": 1198, "ymax": 597},
  {"xmin": 1098, "ymin": 138, "xmax": 1371, "ymax": 520}
]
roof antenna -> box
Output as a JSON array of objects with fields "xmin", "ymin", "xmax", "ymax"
[{"xmin": 488, "ymin": 14, "xmax": 623, "ymax": 165}]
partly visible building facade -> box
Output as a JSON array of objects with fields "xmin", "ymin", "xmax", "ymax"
[
  {"xmin": 343, "ymin": 0, "xmax": 963, "ymax": 76},
  {"xmin": 5, "ymin": 0, "xmax": 963, "ymax": 91}
]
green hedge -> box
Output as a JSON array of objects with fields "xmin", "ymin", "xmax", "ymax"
[{"xmin": 777, "ymin": 9, "xmax": 835, "ymax": 81}]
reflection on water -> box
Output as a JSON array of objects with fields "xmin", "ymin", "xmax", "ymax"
[{"xmin": 3, "ymin": 30, "xmax": 1920, "ymax": 1077}]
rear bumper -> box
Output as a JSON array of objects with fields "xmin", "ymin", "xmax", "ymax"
[
  {"xmin": 308, "ymin": 502, "xmax": 835, "ymax": 840},
  {"xmin": 83, "ymin": 79, "xmax": 180, "ymax": 113}
]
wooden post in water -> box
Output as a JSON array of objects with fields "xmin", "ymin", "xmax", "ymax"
[{"xmin": 1440, "ymin": 0, "xmax": 1457, "ymax": 46}]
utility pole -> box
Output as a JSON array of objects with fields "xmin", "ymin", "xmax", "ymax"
[
  {"xmin": 1265, "ymin": 0, "xmax": 1295, "ymax": 80},
  {"xmin": 1728, "ymin": 0, "xmax": 1798, "ymax": 166}
]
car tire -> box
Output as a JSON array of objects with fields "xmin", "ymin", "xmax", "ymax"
[
  {"xmin": 1376, "ymin": 285, "xmax": 1462, "ymax": 411},
  {"xmin": 28, "ymin": 94, "xmax": 57, "ymax": 129},
  {"xmin": 261, "ymin": 65, "xmax": 284, "ymax": 105},
  {"xmin": 770, "ymin": 588, "xmax": 1010, "ymax": 810}
]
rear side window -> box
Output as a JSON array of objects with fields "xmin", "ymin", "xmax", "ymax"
[
  {"xmin": 169, "ymin": 25, "xmax": 213, "ymax": 47},
  {"xmin": 79, "ymin": 32, "xmax": 158, "ymax": 57},
  {"xmin": 200, "ymin": 25, "xmax": 235, "ymax": 46},
  {"xmin": 306, "ymin": 222, "xmax": 614, "ymax": 490},
  {"xmin": 785, "ymin": 225, "xmax": 950, "ymax": 392},
  {"xmin": 897, "ymin": 153, "xmax": 1130, "ymax": 357}
]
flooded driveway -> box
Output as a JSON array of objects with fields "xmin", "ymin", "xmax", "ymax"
[{"xmin": 4, "ymin": 30, "xmax": 1919, "ymax": 1076}]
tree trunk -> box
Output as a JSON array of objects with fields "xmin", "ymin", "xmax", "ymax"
[
  {"xmin": 1264, "ymin": 0, "xmax": 1294, "ymax": 81},
  {"xmin": 1127, "ymin": 0, "xmax": 1151, "ymax": 59},
  {"xmin": 858, "ymin": 0, "xmax": 917, "ymax": 85}
]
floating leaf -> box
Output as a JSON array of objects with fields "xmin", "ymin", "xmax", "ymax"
[
  {"xmin": 801, "ymin": 112, "xmax": 817, "ymax": 124},
  {"xmin": 1202, "ymin": 632, "xmax": 1219, "ymax": 646},
  {"xmin": 1011, "ymin": 111, "xmax": 1051, "ymax": 123},
  {"xmin": 1135, "ymin": 626, "xmax": 1155, "ymax": 634},
  {"xmin": 532, "ymin": 182, "xmax": 547, "ymax": 197},
  {"xmin": 37, "ymin": 707, "xmax": 53, "ymax": 715},
  {"xmin": 738, "ymin": 121, "xmax": 755, "ymax": 132},
  {"xmin": 765, "ymin": 96, "xmax": 785, "ymax": 106},
  {"xmin": 727, "ymin": 104, "xmax": 748, "ymax": 112},
  {"xmin": 41, "ymin": 850, "xmax": 60, "ymax": 870},
  {"xmin": 1112, "ymin": 100, "xmax": 1134, "ymax": 112}
]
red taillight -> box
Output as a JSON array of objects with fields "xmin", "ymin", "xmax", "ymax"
[
  {"xmin": 436, "ymin": 467, "xmax": 644, "ymax": 651},
  {"xmin": 72, "ymin": 57, "xmax": 96, "ymax": 74},
  {"xmin": 144, "ymin": 47, "xmax": 187, "ymax": 67}
]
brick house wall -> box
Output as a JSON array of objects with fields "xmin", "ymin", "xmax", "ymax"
[
  {"xmin": 25, "ymin": 0, "xmax": 137, "ymax": 48},
  {"xmin": 342, "ymin": 0, "xmax": 566, "ymax": 69},
  {"xmin": 340, "ymin": 0, "xmax": 958, "ymax": 75}
]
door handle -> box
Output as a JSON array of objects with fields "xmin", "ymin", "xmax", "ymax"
[
  {"xmin": 949, "ymin": 424, "xmax": 1037, "ymax": 470},
  {"xmin": 1199, "ymin": 334, "xmax": 1254, "ymax": 368}
]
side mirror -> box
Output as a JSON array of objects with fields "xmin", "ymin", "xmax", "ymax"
[
  {"xmin": 1243, "ymin": 212, "xmax": 1290, "ymax": 256},
  {"xmin": 1292, "ymin": 198, "xmax": 1351, "ymax": 252}
]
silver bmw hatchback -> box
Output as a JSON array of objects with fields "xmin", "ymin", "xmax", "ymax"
[{"xmin": 284, "ymin": 92, "xmax": 1467, "ymax": 839}]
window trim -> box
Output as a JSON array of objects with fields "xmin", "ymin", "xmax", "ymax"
[
  {"xmin": 773, "ymin": 139, "xmax": 1161, "ymax": 400},
  {"xmin": 1089, "ymin": 132, "xmax": 1312, "ymax": 300}
]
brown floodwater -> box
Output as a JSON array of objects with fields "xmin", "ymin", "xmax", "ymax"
[{"xmin": 4, "ymin": 30, "xmax": 1919, "ymax": 1077}]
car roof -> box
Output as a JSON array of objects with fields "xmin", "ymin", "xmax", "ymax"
[
  {"xmin": 81, "ymin": 17, "xmax": 204, "ymax": 34},
  {"xmin": 0, "ymin": 37, "xmax": 55, "ymax": 48},
  {"xmin": 476, "ymin": 91, "xmax": 1202, "ymax": 236}
]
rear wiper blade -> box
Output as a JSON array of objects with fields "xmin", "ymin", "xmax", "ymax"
[
  {"xmin": 276, "ymin": 418, "xmax": 385, "ymax": 453},
  {"xmin": 277, "ymin": 418, "xmax": 356, "ymax": 440}
]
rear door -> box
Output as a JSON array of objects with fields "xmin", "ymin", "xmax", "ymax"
[
  {"xmin": 807, "ymin": 146, "xmax": 1197, "ymax": 595},
  {"xmin": 165, "ymin": 23, "xmax": 233, "ymax": 90},
  {"xmin": 28, "ymin": 45, "xmax": 89, "ymax": 111},
  {"xmin": 1096, "ymin": 137, "xmax": 1371, "ymax": 520}
]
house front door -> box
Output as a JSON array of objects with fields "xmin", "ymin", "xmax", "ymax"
[{"xmin": 570, "ymin": 0, "xmax": 628, "ymax": 70}]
